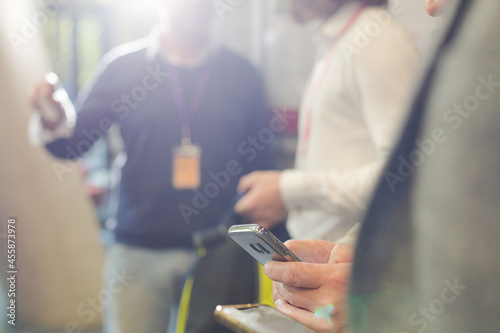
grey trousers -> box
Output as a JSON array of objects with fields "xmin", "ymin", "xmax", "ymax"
[{"xmin": 102, "ymin": 243, "xmax": 197, "ymax": 333}]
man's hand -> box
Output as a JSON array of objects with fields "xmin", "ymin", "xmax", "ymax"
[
  {"xmin": 264, "ymin": 240, "xmax": 354, "ymax": 333},
  {"xmin": 235, "ymin": 171, "xmax": 287, "ymax": 229},
  {"xmin": 28, "ymin": 73, "xmax": 67, "ymax": 130}
]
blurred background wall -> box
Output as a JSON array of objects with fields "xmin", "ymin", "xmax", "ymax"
[{"xmin": 0, "ymin": 1, "xmax": 105, "ymax": 332}]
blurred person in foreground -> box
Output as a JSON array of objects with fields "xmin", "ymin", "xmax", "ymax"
[
  {"xmin": 264, "ymin": 0, "xmax": 500, "ymax": 332},
  {"xmin": 235, "ymin": 0, "xmax": 418, "ymax": 242},
  {"xmin": 28, "ymin": 0, "xmax": 271, "ymax": 332}
]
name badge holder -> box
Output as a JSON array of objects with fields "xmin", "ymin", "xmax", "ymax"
[
  {"xmin": 172, "ymin": 135, "xmax": 202, "ymax": 190},
  {"xmin": 168, "ymin": 59, "xmax": 213, "ymax": 189}
]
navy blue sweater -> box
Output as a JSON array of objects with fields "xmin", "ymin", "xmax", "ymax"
[{"xmin": 47, "ymin": 38, "xmax": 271, "ymax": 249}]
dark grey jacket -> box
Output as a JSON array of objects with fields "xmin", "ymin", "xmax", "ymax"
[{"xmin": 350, "ymin": 0, "xmax": 500, "ymax": 332}]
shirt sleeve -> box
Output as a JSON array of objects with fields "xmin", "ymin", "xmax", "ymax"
[{"xmin": 280, "ymin": 21, "xmax": 419, "ymax": 216}]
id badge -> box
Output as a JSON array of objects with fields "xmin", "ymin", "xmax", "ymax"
[{"xmin": 172, "ymin": 144, "xmax": 201, "ymax": 189}]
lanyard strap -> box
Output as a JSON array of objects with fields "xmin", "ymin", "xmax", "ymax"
[
  {"xmin": 300, "ymin": 4, "xmax": 366, "ymax": 155},
  {"xmin": 168, "ymin": 59, "xmax": 214, "ymax": 145}
]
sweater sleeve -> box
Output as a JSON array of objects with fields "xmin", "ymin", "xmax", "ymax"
[{"xmin": 44, "ymin": 52, "xmax": 124, "ymax": 160}]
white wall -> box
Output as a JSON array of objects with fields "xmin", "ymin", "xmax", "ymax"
[{"xmin": 0, "ymin": 0, "xmax": 104, "ymax": 330}]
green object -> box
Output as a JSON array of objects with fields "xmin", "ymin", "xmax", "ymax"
[{"xmin": 314, "ymin": 304, "xmax": 335, "ymax": 323}]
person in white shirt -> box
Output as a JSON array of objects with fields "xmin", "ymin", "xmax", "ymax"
[{"xmin": 235, "ymin": 0, "xmax": 418, "ymax": 242}]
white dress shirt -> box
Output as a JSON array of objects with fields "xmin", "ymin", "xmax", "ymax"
[{"xmin": 280, "ymin": 3, "xmax": 418, "ymax": 241}]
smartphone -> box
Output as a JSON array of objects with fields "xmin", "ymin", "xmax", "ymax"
[
  {"xmin": 227, "ymin": 224, "xmax": 301, "ymax": 265},
  {"xmin": 214, "ymin": 304, "xmax": 312, "ymax": 333}
]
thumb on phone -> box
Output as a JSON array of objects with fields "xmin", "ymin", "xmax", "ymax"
[{"xmin": 329, "ymin": 244, "xmax": 354, "ymax": 264}]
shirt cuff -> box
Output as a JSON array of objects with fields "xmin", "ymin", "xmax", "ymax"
[
  {"xmin": 28, "ymin": 112, "xmax": 76, "ymax": 147},
  {"xmin": 334, "ymin": 223, "xmax": 361, "ymax": 246}
]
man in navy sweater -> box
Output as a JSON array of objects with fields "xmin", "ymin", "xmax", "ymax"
[{"xmin": 29, "ymin": 0, "xmax": 271, "ymax": 332}]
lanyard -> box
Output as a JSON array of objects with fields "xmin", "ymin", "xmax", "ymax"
[
  {"xmin": 168, "ymin": 59, "xmax": 213, "ymax": 146},
  {"xmin": 299, "ymin": 4, "xmax": 366, "ymax": 156}
]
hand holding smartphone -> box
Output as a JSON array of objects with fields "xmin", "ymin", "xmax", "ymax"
[
  {"xmin": 227, "ymin": 224, "xmax": 301, "ymax": 265},
  {"xmin": 223, "ymin": 225, "xmax": 312, "ymax": 332}
]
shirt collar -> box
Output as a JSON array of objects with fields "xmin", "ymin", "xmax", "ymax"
[
  {"xmin": 146, "ymin": 27, "xmax": 218, "ymax": 68},
  {"xmin": 319, "ymin": 2, "xmax": 365, "ymax": 41}
]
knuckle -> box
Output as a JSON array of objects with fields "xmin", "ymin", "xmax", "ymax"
[
  {"xmin": 282, "ymin": 285, "xmax": 299, "ymax": 307},
  {"xmin": 337, "ymin": 244, "xmax": 354, "ymax": 262},
  {"xmin": 284, "ymin": 264, "xmax": 299, "ymax": 285}
]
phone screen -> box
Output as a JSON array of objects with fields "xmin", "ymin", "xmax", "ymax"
[{"xmin": 216, "ymin": 305, "xmax": 310, "ymax": 333}]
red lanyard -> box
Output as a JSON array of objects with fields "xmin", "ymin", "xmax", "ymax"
[{"xmin": 299, "ymin": 4, "xmax": 366, "ymax": 156}]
